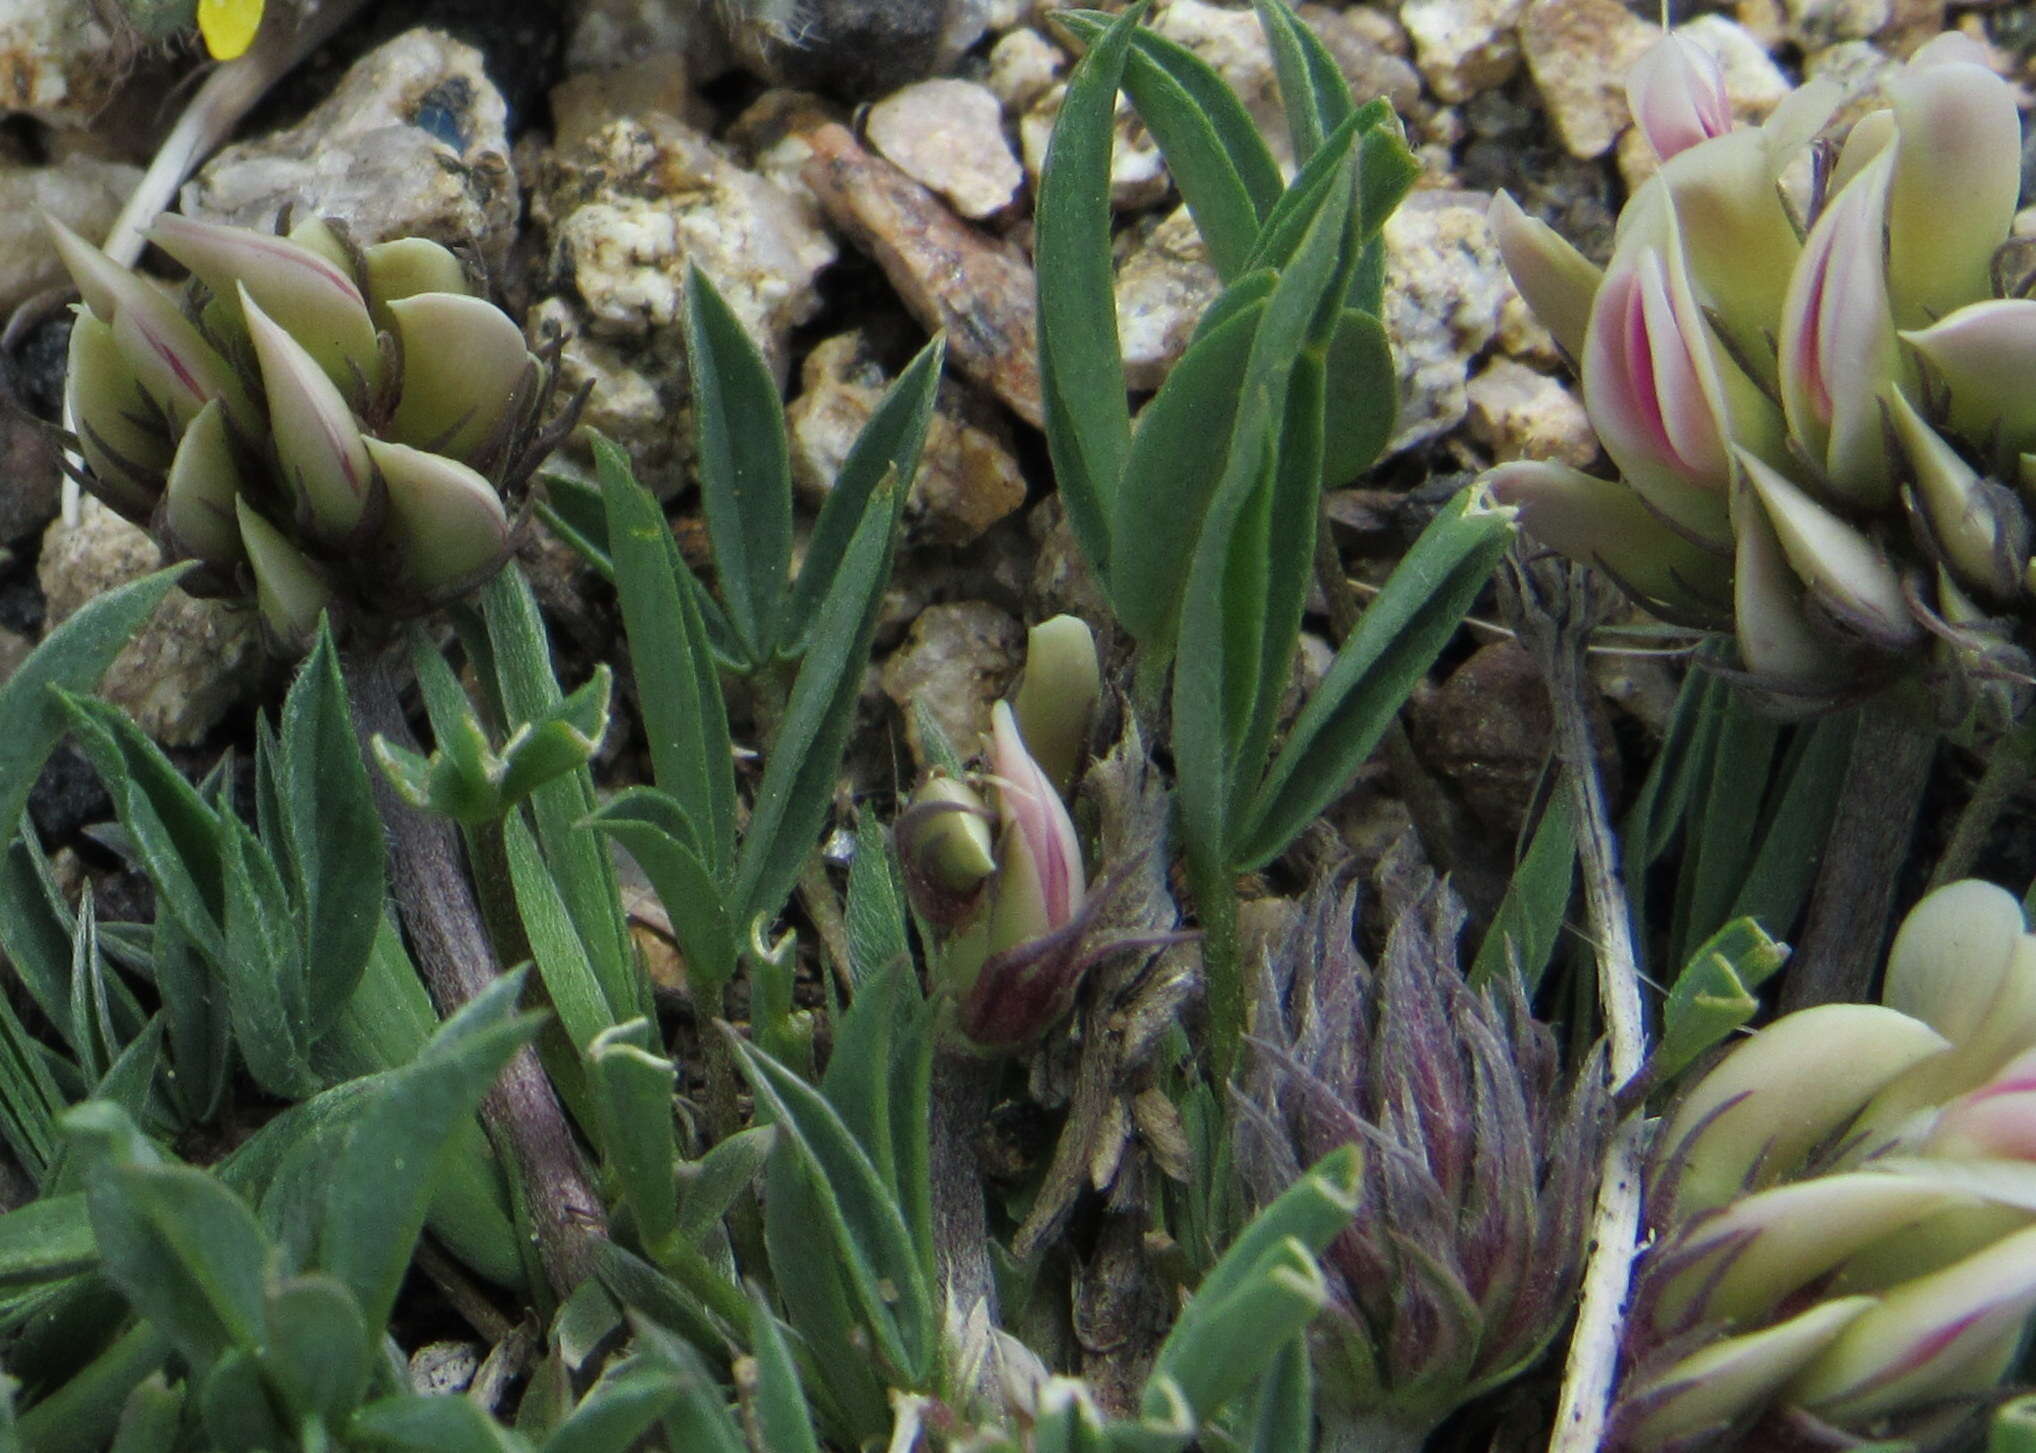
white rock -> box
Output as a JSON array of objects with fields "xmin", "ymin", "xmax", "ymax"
[
  {"xmin": 533, "ymin": 112, "xmax": 834, "ymax": 360},
  {"xmin": 1151, "ymin": 0, "xmax": 1288, "ymax": 166},
  {"xmin": 1681, "ymin": 15, "xmax": 1793, "ymax": 121},
  {"xmin": 1465, "ymin": 358, "xmax": 1598, "ymax": 467},
  {"xmin": 1402, "ymin": 0, "xmax": 1528, "ymax": 104},
  {"xmin": 879, "ymin": 600, "xmax": 1025, "ymax": 772},
  {"xmin": 0, "ymin": 0, "xmax": 130, "ymax": 130},
  {"xmin": 1381, "ymin": 190, "xmax": 1513, "ymax": 456},
  {"xmin": 1519, "ymin": 0, "xmax": 1659, "ymax": 159},
  {"xmin": 183, "ymin": 29, "xmax": 519, "ymax": 273},
  {"xmin": 1114, "ymin": 206, "xmax": 1222, "ymax": 392},
  {"xmin": 988, "ymin": 27, "xmax": 1064, "ymax": 114},
  {"xmin": 1020, "ymin": 85, "xmax": 1168, "ymax": 211},
  {"xmin": 788, "ymin": 333, "xmax": 1026, "ymax": 547},
  {"xmin": 0, "ymin": 154, "xmax": 138, "ymax": 312},
  {"xmin": 867, "ymin": 79, "xmax": 1024, "ymax": 220},
  {"xmin": 39, "ymin": 498, "xmax": 265, "ymax": 746}
]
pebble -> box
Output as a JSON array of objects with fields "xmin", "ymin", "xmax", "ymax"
[
  {"xmin": 879, "ymin": 600, "xmax": 1025, "ymax": 773},
  {"xmin": 726, "ymin": 0, "xmax": 954, "ymax": 99},
  {"xmin": 787, "ymin": 333, "xmax": 1027, "ymax": 547},
  {"xmin": 987, "ymin": 27, "xmax": 1064, "ymax": 114},
  {"xmin": 39, "ymin": 499, "xmax": 267, "ymax": 747},
  {"xmin": 565, "ymin": 0, "xmax": 729, "ymax": 79},
  {"xmin": 804, "ymin": 122, "xmax": 1044, "ymax": 427},
  {"xmin": 0, "ymin": 0, "xmax": 143, "ymax": 131},
  {"xmin": 1019, "ymin": 86, "xmax": 1169, "ymax": 211},
  {"xmin": 1381, "ymin": 190, "xmax": 1515, "ymax": 456},
  {"xmin": 526, "ymin": 108, "xmax": 835, "ymax": 495},
  {"xmin": 1519, "ymin": 0, "xmax": 1660, "ymax": 160},
  {"xmin": 1402, "ymin": 0, "xmax": 1528, "ymax": 104},
  {"xmin": 1114, "ymin": 205, "xmax": 1223, "ymax": 392},
  {"xmin": 183, "ymin": 30, "xmax": 519, "ymax": 273},
  {"xmin": 866, "ymin": 79, "xmax": 1025, "ymax": 221},
  {"xmin": 0, "ymin": 154, "xmax": 139, "ymax": 312},
  {"xmin": 409, "ymin": 1341, "xmax": 481, "ymax": 1396},
  {"xmin": 1464, "ymin": 358, "xmax": 1598, "ymax": 468}
]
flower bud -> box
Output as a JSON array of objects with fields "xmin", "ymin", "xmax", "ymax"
[
  {"xmin": 243, "ymin": 286, "xmax": 377, "ymax": 548},
  {"xmin": 1787, "ymin": 1222, "xmax": 2036, "ymax": 1421},
  {"xmin": 1777, "ymin": 149, "xmax": 1903, "ymax": 503},
  {"xmin": 1885, "ymin": 386, "xmax": 2025, "ymax": 600},
  {"xmin": 896, "ymin": 776, "xmax": 996, "ymax": 929},
  {"xmin": 983, "ymin": 702, "xmax": 1085, "ymax": 957},
  {"xmin": 1625, "ymin": 1297, "xmax": 1875, "ymax": 1449},
  {"xmin": 1486, "ymin": 191, "xmax": 1600, "ymax": 362},
  {"xmin": 1010, "ymin": 615, "xmax": 1100, "ymax": 795},
  {"xmin": 385, "ymin": 292, "xmax": 539, "ymax": 468},
  {"xmin": 63, "ymin": 311, "xmax": 169, "ymax": 521},
  {"xmin": 1662, "ymin": 1002, "xmax": 1949, "ymax": 1216},
  {"xmin": 363, "ymin": 437, "xmax": 510, "ymax": 603},
  {"xmin": 1736, "ymin": 449, "xmax": 1921, "ymax": 652},
  {"xmin": 162, "ymin": 399, "xmax": 247, "ymax": 573},
  {"xmin": 1627, "ymin": 33, "xmax": 1731, "ymax": 163},
  {"xmin": 236, "ymin": 498, "xmax": 332, "ymax": 654},
  {"xmin": 1903, "ymin": 300, "xmax": 2036, "ymax": 467},
  {"xmin": 149, "ymin": 212, "xmax": 380, "ymax": 397}
]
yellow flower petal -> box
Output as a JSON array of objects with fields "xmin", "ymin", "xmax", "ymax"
[{"xmin": 197, "ymin": 0, "xmax": 263, "ymax": 60}]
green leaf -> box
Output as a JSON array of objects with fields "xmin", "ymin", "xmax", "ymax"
[
  {"xmin": 542, "ymin": 1361, "xmax": 686, "ymax": 1453},
  {"xmin": 152, "ymin": 917, "xmax": 229, "ymax": 1125},
  {"xmin": 1252, "ymin": 0, "xmax": 1352, "ymax": 163},
  {"xmin": 684, "ymin": 265, "xmax": 793, "ymax": 666},
  {"xmin": 1354, "ymin": 113, "xmax": 1419, "ymax": 242},
  {"xmin": 1994, "ymin": 1394, "xmax": 2036, "ymax": 1453},
  {"xmin": 1470, "ymin": 787, "xmax": 1578, "ymax": 994},
  {"xmin": 1189, "ymin": 1144, "xmax": 1358, "ymax": 1318},
  {"xmin": 318, "ymin": 972, "xmax": 542, "ymax": 1329},
  {"xmin": 65, "ymin": 1102, "xmax": 268, "ymax": 1369},
  {"xmin": 843, "ymin": 813, "xmax": 909, "ymax": 987},
  {"xmin": 220, "ymin": 812, "xmax": 320, "ymax": 1097},
  {"xmin": 588, "ymin": 788, "xmax": 737, "ymax": 1014},
  {"xmin": 58, "ymin": 694, "xmax": 225, "ymax": 962},
  {"xmin": 0, "ymin": 568, "xmax": 186, "ymax": 846},
  {"xmin": 746, "ymin": 1296, "xmax": 823, "ymax": 1453},
  {"xmin": 494, "ymin": 665, "xmax": 613, "ymax": 812},
  {"xmin": 1036, "ymin": 2, "xmax": 1144, "ymax": 582},
  {"xmin": 12, "ymin": 1322, "xmax": 171, "ymax": 1453},
  {"xmin": 1235, "ymin": 487, "xmax": 1514, "ymax": 869},
  {"xmin": 1727, "ymin": 708, "xmax": 1856, "ymax": 942},
  {"xmin": 0, "ymin": 1193, "xmax": 97, "ymax": 1289},
  {"xmin": 1243, "ymin": 1335, "xmax": 1313, "ymax": 1453},
  {"xmin": 1320, "ymin": 308, "xmax": 1396, "ymax": 486},
  {"xmin": 506, "ymin": 808, "xmax": 621, "ymax": 1052},
  {"xmin": 820, "ymin": 961, "xmax": 935, "ymax": 1287},
  {"xmin": 279, "ymin": 619, "xmax": 383, "ymax": 1027},
  {"xmin": 106, "ymin": 1373, "xmax": 182, "ymax": 1453},
  {"xmin": 351, "ymin": 1393, "xmax": 530, "ymax": 1452},
  {"xmin": 675, "ymin": 1123, "xmax": 772, "ymax": 1244},
  {"xmin": 628, "ymin": 1324, "xmax": 749, "ymax": 1453},
  {"xmin": 475, "ymin": 567, "xmax": 643, "ymax": 1024},
  {"xmin": 734, "ymin": 1033, "xmax": 935, "ymax": 1384},
  {"xmin": 597, "ymin": 433, "xmax": 737, "ymax": 880},
  {"xmin": 1239, "ymin": 109, "xmax": 1367, "ymax": 278},
  {"xmin": 1676, "ymin": 690, "xmax": 1781, "ymax": 966},
  {"xmin": 260, "ymin": 1272, "xmax": 371, "ymax": 1425},
  {"xmin": 1654, "ymin": 918, "xmax": 1790, "ymax": 1084},
  {"xmin": 589, "ymin": 1019, "xmax": 679, "ymax": 1253},
  {"xmin": 536, "ymin": 471, "xmax": 614, "ymax": 580},
  {"xmin": 0, "ymin": 829, "xmax": 97, "ymax": 1058},
  {"xmin": 1146, "ymin": 1238, "xmax": 1328, "ymax": 1425},
  {"xmin": 197, "ymin": 1346, "xmax": 288, "ymax": 1451},
  {"xmin": 731, "ymin": 474, "xmax": 902, "ymax": 931},
  {"xmin": 787, "ymin": 336, "xmax": 945, "ymax": 650},
  {"xmin": 1110, "ymin": 295, "xmax": 1265, "ymax": 648},
  {"xmin": 1054, "ymin": 12, "xmax": 1281, "ymax": 280}
]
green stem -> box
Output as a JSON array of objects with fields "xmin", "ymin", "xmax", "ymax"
[
  {"xmin": 1929, "ymin": 716, "xmax": 2036, "ymax": 891},
  {"xmin": 1190, "ymin": 851, "xmax": 1244, "ymax": 1088},
  {"xmin": 1781, "ymin": 708, "xmax": 1936, "ymax": 1012}
]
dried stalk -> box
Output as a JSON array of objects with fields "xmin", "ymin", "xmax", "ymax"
[
  {"xmin": 1512, "ymin": 563, "xmax": 1648, "ymax": 1453},
  {"xmin": 348, "ymin": 648, "xmax": 606, "ymax": 1302}
]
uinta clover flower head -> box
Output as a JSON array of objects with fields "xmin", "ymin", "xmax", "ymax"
[
  {"xmin": 51, "ymin": 211, "xmax": 583, "ymax": 651},
  {"xmin": 1617, "ymin": 881, "xmax": 2036, "ymax": 1449},
  {"xmin": 1234, "ymin": 854, "xmax": 1606, "ymax": 1449},
  {"xmin": 1487, "ymin": 30, "xmax": 2033, "ymax": 721}
]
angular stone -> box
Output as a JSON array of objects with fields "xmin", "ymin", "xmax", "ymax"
[
  {"xmin": 1464, "ymin": 357, "xmax": 1598, "ymax": 468},
  {"xmin": 1382, "ymin": 190, "xmax": 1514, "ymax": 455},
  {"xmin": 183, "ymin": 29, "xmax": 520, "ymax": 273},
  {"xmin": 880, "ymin": 600, "xmax": 1025, "ymax": 773},
  {"xmin": 1520, "ymin": 0, "xmax": 1659, "ymax": 160},
  {"xmin": 1402, "ymin": 0, "xmax": 1529, "ymax": 104},
  {"xmin": 1115, "ymin": 206, "xmax": 1223, "ymax": 392},
  {"xmin": 866, "ymin": 79, "xmax": 1024, "ymax": 220}
]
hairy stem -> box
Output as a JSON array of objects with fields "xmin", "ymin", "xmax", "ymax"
[
  {"xmin": 348, "ymin": 648, "xmax": 606, "ymax": 1305},
  {"xmin": 1928, "ymin": 717, "xmax": 2036, "ymax": 892},
  {"xmin": 1781, "ymin": 708, "xmax": 1935, "ymax": 1011},
  {"xmin": 929, "ymin": 1047, "xmax": 999, "ymax": 1395},
  {"xmin": 1516, "ymin": 565, "xmax": 1647, "ymax": 1453}
]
